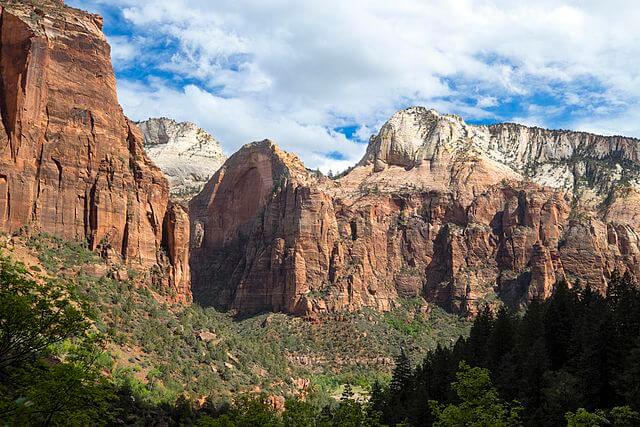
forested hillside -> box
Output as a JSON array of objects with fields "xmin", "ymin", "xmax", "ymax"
[
  {"xmin": 371, "ymin": 274, "xmax": 640, "ymax": 426},
  {"xmin": 3, "ymin": 232, "xmax": 640, "ymax": 425}
]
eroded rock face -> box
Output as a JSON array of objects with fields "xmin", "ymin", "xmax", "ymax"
[
  {"xmin": 0, "ymin": 0, "xmax": 190, "ymax": 301},
  {"xmin": 138, "ymin": 117, "xmax": 226, "ymax": 201},
  {"xmin": 192, "ymin": 106, "xmax": 640, "ymax": 316}
]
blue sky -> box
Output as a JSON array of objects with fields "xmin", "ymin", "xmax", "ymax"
[{"xmin": 68, "ymin": 0, "xmax": 640, "ymax": 172}]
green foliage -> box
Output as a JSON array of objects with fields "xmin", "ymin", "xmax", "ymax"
[
  {"xmin": 429, "ymin": 362, "xmax": 522, "ymax": 427},
  {"xmin": 0, "ymin": 253, "xmax": 87, "ymax": 370},
  {"xmin": 23, "ymin": 233, "xmax": 470, "ymax": 405},
  {"xmin": 283, "ymin": 398, "xmax": 318, "ymax": 427},
  {"xmin": 373, "ymin": 272, "xmax": 640, "ymax": 426},
  {"xmin": 227, "ymin": 395, "xmax": 282, "ymax": 427},
  {"xmin": 565, "ymin": 408, "xmax": 607, "ymax": 426},
  {"xmin": 0, "ymin": 252, "xmax": 116, "ymax": 424},
  {"xmin": 6, "ymin": 234, "xmax": 473, "ymax": 424},
  {"xmin": 565, "ymin": 406, "xmax": 640, "ymax": 427}
]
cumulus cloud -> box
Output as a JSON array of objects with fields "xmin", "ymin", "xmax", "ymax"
[
  {"xmin": 118, "ymin": 79, "xmax": 367, "ymax": 170},
  {"xmin": 67, "ymin": 0, "xmax": 640, "ymax": 171}
]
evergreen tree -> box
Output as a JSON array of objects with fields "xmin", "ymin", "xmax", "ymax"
[
  {"xmin": 368, "ymin": 380, "xmax": 386, "ymax": 415},
  {"xmin": 341, "ymin": 383, "xmax": 355, "ymax": 401},
  {"xmin": 544, "ymin": 280, "xmax": 578, "ymax": 370},
  {"xmin": 465, "ymin": 304, "xmax": 494, "ymax": 367},
  {"xmin": 569, "ymin": 285, "xmax": 610, "ymax": 409},
  {"xmin": 429, "ymin": 362, "xmax": 522, "ymax": 427},
  {"xmin": 618, "ymin": 345, "xmax": 640, "ymax": 410},
  {"xmin": 383, "ymin": 348, "xmax": 413, "ymax": 425}
]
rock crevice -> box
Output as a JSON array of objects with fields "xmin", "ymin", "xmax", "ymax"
[
  {"xmin": 191, "ymin": 107, "xmax": 640, "ymax": 317},
  {"xmin": 0, "ymin": 0, "xmax": 190, "ymax": 302}
]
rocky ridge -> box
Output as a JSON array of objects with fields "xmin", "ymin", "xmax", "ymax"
[
  {"xmin": 191, "ymin": 107, "xmax": 640, "ymax": 317},
  {"xmin": 0, "ymin": 0, "xmax": 190, "ymax": 301},
  {"xmin": 138, "ymin": 117, "xmax": 226, "ymax": 201}
]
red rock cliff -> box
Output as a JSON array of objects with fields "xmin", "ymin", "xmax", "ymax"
[
  {"xmin": 0, "ymin": 0, "xmax": 190, "ymax": 301},
  {"xmin": 191, "ymin": 108, "xmax": 640, "ymax": 317}
]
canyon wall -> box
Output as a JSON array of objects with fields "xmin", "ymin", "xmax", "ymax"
[
  {"xmin": 191, "ymin": 107, "xmax": 640, "ymax": 317},
  {"xmin": 0, "ymin": 0, "xmax": 190, "ymax": 301}
]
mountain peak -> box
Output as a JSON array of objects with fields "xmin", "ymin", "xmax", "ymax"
[
  {"xmin": 360, "ymin": 106, "xmax": 470, "ymax": 172},
  {"xmin": 137, "ymin": 117, "xmax": 227, "ymax": 201}
]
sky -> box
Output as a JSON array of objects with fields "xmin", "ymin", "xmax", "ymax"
[{"xmin": 68, "ymin": 0, "xmax": 640, "ymax": 173}]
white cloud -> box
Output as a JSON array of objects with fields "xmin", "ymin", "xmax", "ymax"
[
  {"xmin": 118, "ymin": 79, "xmax": 366, "ymax": 172},
  {"xmin": 476, "ymin": 96, "xmax": 499, "ymax": 108},
  {"xmin": 68, "ymin": 0, "xmax": 640, "ymax": 171},
  {"xmin": 107, "ymin": 35, "xmax": 137, "ymax": 68}
]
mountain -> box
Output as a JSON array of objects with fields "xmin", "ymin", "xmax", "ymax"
[
  {"xmin": 0, "ymin": 0, "xmax": 190, "ymax": 301},
  {"xmin": 137, "ymin": 118, "xmax": 227, "ymax": 201},
  {"xmin": 3, "ymin": 0, "xmax": 640, "ymax": 321},
  {"xmin": 190, "ymin": 107, "xmax": 640, "ymax": 317}
]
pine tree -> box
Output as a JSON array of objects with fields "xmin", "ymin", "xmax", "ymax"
[
  {"xmin": 389, "ymin": 348, "xmax": 412, "ymax": 394},
  {"xmin": 465, "ymin": 304, "xmax": 494, "ymax": 367},
  {"xmin": 368, "ymin": 380, "xmax": 386, "ymax": 414},
  {"xmin": 544, "ymin": 280, "xmax": 578, "ymax": 369},
  {"xmin": 515, "ymin": 298, "xmax": 549, "ymax": 421},
  {"xmin": 487, "ymin": 306, "xmax": 515, "ymax": 372},
  {"xmin": 341, "ymin": 383, "xmax": 354, "ymax": 401},
  {"xmin": 383, "ymin": 348, "xmax": 413, "ymax": 425},
  {"xmin": 570, "ymin": 285, "xmax": 610, "ymax": 408}
]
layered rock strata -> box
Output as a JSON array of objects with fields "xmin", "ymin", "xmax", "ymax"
[
  {"xmin": 0, "ymin": 0, "xmax": 190, "ymax": 301},
  {"xmin": 191, "ymin": 107, "xmax": 640, "ymax": 316}
]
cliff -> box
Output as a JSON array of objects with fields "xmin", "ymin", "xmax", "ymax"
[
  {"xmin": 0, "ymin": 0, "xmax": 190, "ymax": 301},
  {"xmin": 191, "ymin": 107, "xmax": 640, "ymax": 316},
  {"xmin": 138, "ymin": 117, "xmax": 226, "ymax": 201}
]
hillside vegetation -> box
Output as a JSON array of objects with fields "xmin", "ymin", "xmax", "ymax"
[{"xmin": 0, "ymin": 232, "xmax": 469, "ymax": 423}]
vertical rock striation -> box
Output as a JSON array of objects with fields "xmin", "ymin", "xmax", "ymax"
[
  {"xmin": 191, "ymin": 107, "xmax": 640, "ymax": 317},
  {"xmin": 0, "ymin": 0, "xmax": 190, "ymax": 301}
]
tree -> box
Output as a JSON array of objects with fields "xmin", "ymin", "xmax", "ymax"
[
  {"xmin": 383, "ymin": 348, "xmax": 413, "ymax": 425},
  {"xmin": 617, "ymin": 345, "xmax": 640, "ymax": 409},
  {"xmin": 544, "ymin": 280, "xmax": 578, "ymax": 370},
  {"xmin": 0, "ymin": 254, "xmax": 87, "ymax": 370},
  {"xmin": 565, "ymin": 408, "xmax": 607, "ymax": 426},
  {"xmin": 368, "ymin": 380, "xmax": 386, "ymax": 415},
  {"xmin": 230, "ymin": 395, "xmax": 281, "ymax": 427},
  {"xmin": 0, "ymin": 254, "xmax": 116, "ymax": 424},
  {"xmin": 283, "ymin": 398, "xmax": 317, "ymax": 427},
  {"xmin": 333, "ymin": 399, "xmax": 366, "ymax": 427},
  {"xmin": 465, "ymin": 305, "xmax": 494, "ymax": 367},
  {"xmin": 429, "ymin": 362, "xmax": 522, "ymax": 427},
  {"xmin": 563, "ymin": 406, "xmax": 640, "ymax": 427},
  {"xmin": 341, "ymin": 383, "xmax": 355, "ymax": 401},
  {"xmin": 608, "ymin": 406, "xmax": 640, "ymax": 426}
]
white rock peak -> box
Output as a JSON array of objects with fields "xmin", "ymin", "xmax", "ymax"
[
  {"xmin": 137, "ymin": 117, "xmax": 227, "ymax": 200},
  {"xmin": 360, "ymin": 106, "xmax": 640, "ymax": 193}
]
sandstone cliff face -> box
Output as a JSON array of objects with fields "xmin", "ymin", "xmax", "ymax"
[
  {"xmin": 191, "ymin": 107, "xmax": 640, "ymax": 316},
  {"xmin": 138, "ymin": 117, "xmax": 226, "ymax": 201},
  {"xmin": 0, "ymin": 0, "xmax": 190, "ymax": 301}
]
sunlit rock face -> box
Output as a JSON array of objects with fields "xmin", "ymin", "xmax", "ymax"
[
  {"xmin": 190, "ymin": 105, "xmax": 640, "ymax": 317},
  {"xmin": 138, "ymin": 118, "xmax": 226, "ymax": 201},
  {"xmin": 0, "ymin": 0, "xmax": 190, "ymax": 302}
]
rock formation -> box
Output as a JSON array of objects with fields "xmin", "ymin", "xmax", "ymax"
[
  {"xmin": 191, "ymin": 107, "xmax": 640, "ymax": 317},
  {"xmin": 138, "ymin": 118, "xmax": 226, "ymax": 201},
  {"xmin": 0, "ymin": 0, "xmax": 190, "ymax": 301}
]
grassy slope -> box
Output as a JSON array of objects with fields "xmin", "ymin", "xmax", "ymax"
[{"xmin": 3, "ymin": 232, "xmax": 470, "ymax": 406}]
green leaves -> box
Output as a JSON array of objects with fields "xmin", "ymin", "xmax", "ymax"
[
  {"xmin": 429, "ymin": 362, "xmax": 523, "ymax": 427},
  {"xmin": 0, "ymin": 251, "xmax": 116, "ymax": 424},
  {"xmin": 0, "ymin": 253, "xmax": 88, "ymax": 371}
]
